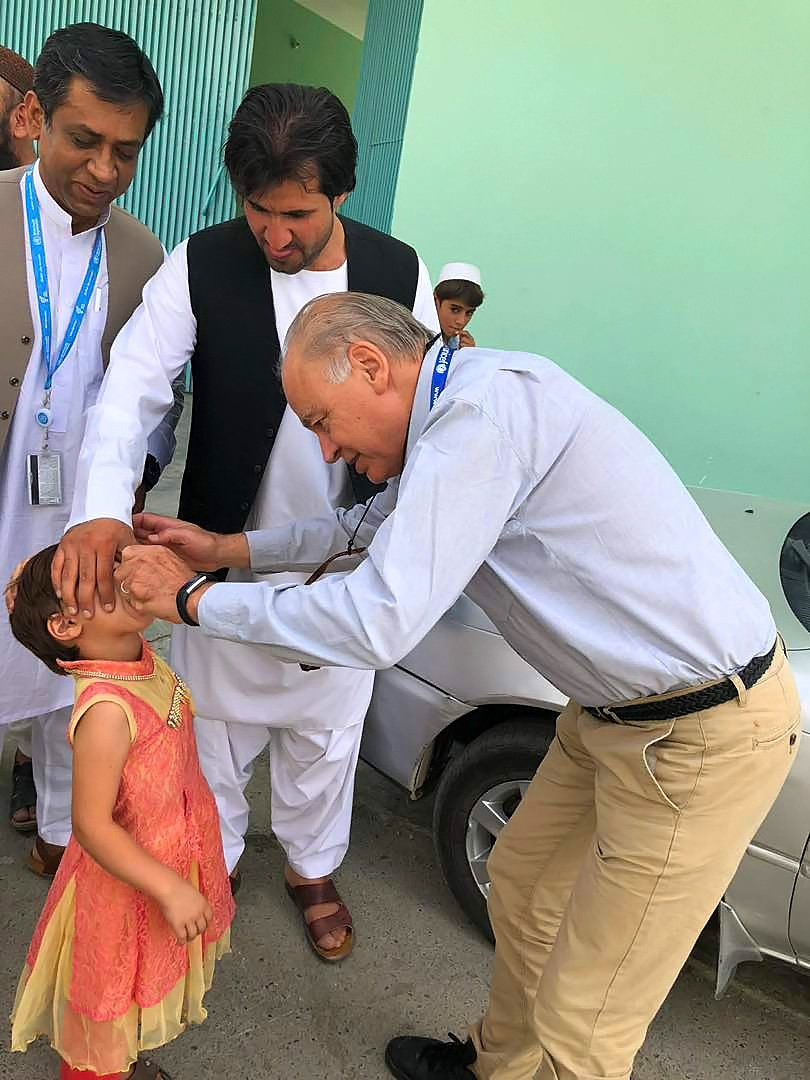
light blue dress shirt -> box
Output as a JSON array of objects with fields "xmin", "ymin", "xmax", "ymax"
[{"xmin": 199, "ymin": 343, "xmax": 775, "ymax": 707}]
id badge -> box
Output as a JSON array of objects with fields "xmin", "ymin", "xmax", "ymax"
[{"xmin": 27, "ymin": 450, "xmax": 63, "ymax": 506}]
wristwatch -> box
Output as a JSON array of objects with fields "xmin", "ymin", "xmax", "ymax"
[
  {"xmin": 141, "ymin": 453, "xmax": 161, "ymax": 492},
  {"xmin": 176, "ymin": 572, "xmax": 215, "ymax": 627}
]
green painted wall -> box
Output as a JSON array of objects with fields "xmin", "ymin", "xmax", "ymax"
[
  {"xmin": 392, "ymin": 1, "xmax": 809, "ymax": 503},
  {"xmin": 250, "ymin": 0, "xmax": 363, "ymax": 112}
]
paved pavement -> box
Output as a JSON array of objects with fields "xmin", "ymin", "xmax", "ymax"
[{"xmin": 1, "ymin": 404, "xmax": 809, "ymax": 1079}]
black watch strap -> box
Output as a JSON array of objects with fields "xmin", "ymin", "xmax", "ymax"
[
  {"xmin": 141, "ymin": 453, "xmax": 161, "ymax": 492},
  {"xmin": 176, "ymin": 572, "xmax": 215, "ymax": 627}
]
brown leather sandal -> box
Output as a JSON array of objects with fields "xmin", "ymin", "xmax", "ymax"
[
  {"xmin": 28, "ymin": 834, "xmax": 65, "ymax": 878},
  {"xmin": 131, "ymin": 1055, "xmax": 174, "ymax": 1078},
  {"xmin": 285, "ymin": 878, "xmax": 354, "ymax": 962}
]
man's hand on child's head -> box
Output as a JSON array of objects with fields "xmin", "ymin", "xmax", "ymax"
[{"xmin": 54, "ymin": 519, "xmax": 135, "ymax": 617}]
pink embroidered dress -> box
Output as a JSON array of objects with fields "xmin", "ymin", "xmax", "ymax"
[{"xmin": 10, "ymin": 640, "xmax": 234, "ymax": 1075}]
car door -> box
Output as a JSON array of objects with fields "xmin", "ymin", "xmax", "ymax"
[
  {"xmin": 690, "ymin": 490, "xmax": 810, "ymax": 968},
  {"xmin": 789, "ymin": 829, "xmax": 810, "ymax": 967}
]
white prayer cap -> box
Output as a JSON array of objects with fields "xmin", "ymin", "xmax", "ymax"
[{"xmin": 436, "ymin": 261, "xmax": 482, "ymax": 287}]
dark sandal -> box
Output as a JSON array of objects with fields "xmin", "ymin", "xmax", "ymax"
[
  {"xmin": 285, "ymin": 878, "xmax": 354, "ymax": 962},
  {"xmin": 9, "ymin": 758, "xmax": 37, "ymax": 833},
  {"xmin": 229, "ymin": 868, "xmax": 241, "ymax": 896},
  {"xmin": 132, "ymin": 1057, "xmax": 174, "ymax": 1079},
  {"xmin": 28, "ymin": 834, "xmax": 65, "ymax": 878}
]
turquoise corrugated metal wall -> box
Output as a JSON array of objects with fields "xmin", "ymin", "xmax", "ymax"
[
  {"xmin": 343, "ymin": 0, "xmax": 423, "ymax": 233},
  {"xmin": 0, "ymin": 1, "xmax": 257, "ymax": 249}
]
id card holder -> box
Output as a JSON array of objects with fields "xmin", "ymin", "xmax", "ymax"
[{"xmin": 27, "ymin": 450, "xmax": 63, "ymax": 506}]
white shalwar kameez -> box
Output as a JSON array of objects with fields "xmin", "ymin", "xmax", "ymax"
[
  {"xmin": 0, "ymin": 165, "xmax": 173, "ymax": 845},
  {"xmin": 71, "ymin": 238, "xmax": 439, "ymax": 875}
]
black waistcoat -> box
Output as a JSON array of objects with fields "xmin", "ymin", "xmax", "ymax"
[{"xmin": 181, "ymin": 214, "xmax": 419, "ymax": 535}]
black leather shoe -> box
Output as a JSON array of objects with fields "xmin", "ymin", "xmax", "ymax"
[
  {"xmin": 385, "ymin": 1034, "xmax": 477, "ymax": 1080},
  {"xmin": 9, "ymin": 757, "xmax": 37, "ymax": 834}
]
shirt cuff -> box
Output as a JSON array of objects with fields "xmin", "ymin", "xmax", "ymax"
[{"xmin": 246, "ymin": 529, "xmax": 283, "ymax": 572}]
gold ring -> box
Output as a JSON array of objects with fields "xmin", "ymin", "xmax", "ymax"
[{"xmin": 120, "ymin": 581, "xmax": 130, "ymax": 595}]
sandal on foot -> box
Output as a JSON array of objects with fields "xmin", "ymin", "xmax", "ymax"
[
  {"xmin": 28, "ymin": 834, "xmax": 65, "ymax": 878},
  {"xmin": 285, "ymin": 878, "xmax": 354, "ymax": 962},
  {"xmin": 9, "ymin": 758, "xmax": 37, "ymax": 833},
  {"xmin": 132, "ymin": 1057, "xmax": 174, "ymax": 1079}
]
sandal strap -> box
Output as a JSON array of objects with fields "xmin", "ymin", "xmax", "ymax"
[
  {"xmin": 31, "ymin": 835, "xmax": 65, "ymax": 877},
  {"xmin": 307, "ymin": 902, "xmax": 353, "ymax": 945},
  {"xmin": 286, "ymin": 878, "xmax": 342, "ymax": 909}
]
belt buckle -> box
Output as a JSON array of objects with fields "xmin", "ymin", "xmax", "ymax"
[{"xmin": 594, "ymin": 705, "xmax": 622, "ymax": 723}]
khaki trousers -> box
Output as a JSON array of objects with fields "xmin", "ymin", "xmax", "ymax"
[{"xmin": 470, "ymin": 646, "xmax": 800, "ymax": 1080}]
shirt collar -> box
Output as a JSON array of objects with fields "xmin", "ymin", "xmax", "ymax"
[
  {"xmin": 269, "ymin": 258, "xmax": 347, "ymax": 282},
  {"xmin": 30, "ymin": 159, "xmax": 111, "ymax": 234}
]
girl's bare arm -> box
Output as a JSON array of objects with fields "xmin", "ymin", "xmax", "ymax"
[{"xmin": 71, "ymin": 700, "xmax": 212, "ymax": 944}]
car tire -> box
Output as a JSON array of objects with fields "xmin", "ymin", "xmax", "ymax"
[{"xmin": 432, "ymin": 717, "xmax": 556, "ymax": 942}]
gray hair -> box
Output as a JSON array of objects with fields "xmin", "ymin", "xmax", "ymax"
[{"xmin": 280, "ymin": 292, "xmax": 433, "ymax": 383}]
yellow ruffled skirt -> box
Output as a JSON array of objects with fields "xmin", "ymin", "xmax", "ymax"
[{"xmin": 11, "ymin": 868, "xmax": 230, "ymax": 1074}]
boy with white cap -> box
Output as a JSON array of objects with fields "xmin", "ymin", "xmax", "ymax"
[{"xmin": 433, "ymin": 261, "xmax": 484, "ymax": 348}]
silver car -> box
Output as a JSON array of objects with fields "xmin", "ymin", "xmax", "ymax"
[{"xmin": 360, "ymin": 489, "xmax": 810, "ymax": 993}]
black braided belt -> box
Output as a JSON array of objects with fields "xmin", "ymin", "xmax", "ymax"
[{"xmin": 585, "ymin": 640, "xmax": 777, "ymax": 724}]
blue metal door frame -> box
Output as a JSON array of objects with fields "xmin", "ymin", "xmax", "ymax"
[{"xmin": 343, "ymin": 0, "xmax": 424, "ymax": 234}]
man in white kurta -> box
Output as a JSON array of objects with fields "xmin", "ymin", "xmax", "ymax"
[
  {"xmin": 0, "ymin": 25, "xmax": 170, "ymax": 872},
  {"xmin": 67, "ymin": 241, "xmax": 437, "ymax": 943},
  {"xmin": 0, "ymin": 42, "xmax": 38, "ymax": 832},
  {"xmin": 61, "ymin": 83, "xmax": 438, "ymax": 958},
  {"xmin": 0, "ymin": 164, "xmax": 112, "ymax": 848}
]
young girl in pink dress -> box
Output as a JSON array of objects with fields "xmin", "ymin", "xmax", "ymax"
[{"xmin": 7, "ymin": 544, "xmax": 234, "ymax": 1080}]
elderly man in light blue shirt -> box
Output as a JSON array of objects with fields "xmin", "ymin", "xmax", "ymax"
[{"xmin": 107, "ymin": 293, "xmax": 799, "ymax": 1080}]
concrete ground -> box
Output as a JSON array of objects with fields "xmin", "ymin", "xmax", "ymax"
[{"xmin": 1, "ymin": 404, "xmax": 809, "ymax": 1079}]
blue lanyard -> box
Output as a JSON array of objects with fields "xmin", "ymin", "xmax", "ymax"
[
  {"xmin": 24, "ymin": 168, "xmax": 103, "ymax": 394},
  {"xmin": 430, "ymin": 343, "xmax": 456, "ymax": 410}
]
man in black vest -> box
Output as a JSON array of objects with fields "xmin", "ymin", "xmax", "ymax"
[{"xmin": 57, "ymin": 83, "xmax": 439, "ymax": 961}]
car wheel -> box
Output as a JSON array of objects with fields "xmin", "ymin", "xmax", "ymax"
[{"xmin": 432, "ymin": 718, "xmax": 556, "ymax": 941}]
